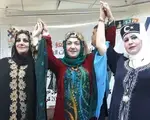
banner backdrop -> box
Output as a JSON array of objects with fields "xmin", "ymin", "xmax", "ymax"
[{"xmin": 0, "ymin": 17, "xmax": 150, "ymax": 109}]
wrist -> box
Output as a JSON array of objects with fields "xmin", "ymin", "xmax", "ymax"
[
  {"xmin": 108, "ymin": 15, "xmax": 114, "ymax": 22},
  {"xmin": 42, "ymin": 31, "xmax": 49, "ymax": 36},
  {"xmin": 98, "ymin": 17, "xmax": 105, "ymax": 22}
]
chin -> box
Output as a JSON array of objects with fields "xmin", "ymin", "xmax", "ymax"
[
  {"xmin": 68, "ymin": 54, "xmax": 78, "ymax": 58},
  {"xmin": 70, "ymin": 56, "xmax": 77, "ymax": 58},
  {"xmin": 18, "ymin": 51, "xmax": 28, "ymax": 56},
  {"xmin": 128, "ymin": 51, "xmax": 139, "ymax": 55}
]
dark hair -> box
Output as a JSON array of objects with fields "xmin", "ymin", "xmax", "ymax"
[
  {"xmin": 94, "ymin": 24, "xmax": 98, "ymax": 30},
  {"xmin": 15, "ymin": 30, "xmax": 31, "ymax": 41},
  {"xmin": 12, "ymin": 30, "xmax": 32, "ymax": 57}
]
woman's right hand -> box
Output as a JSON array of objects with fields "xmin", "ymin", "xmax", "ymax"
[
  {"xmin": 99, "ymin": 1, "xmax": 106, "ymax": 22},
  {"xmin": 102, "ymin": 1, "xmax": 114, "ymax": 22},
  {"xmin": 32, "ymin": 21, "xmax": 43, "ymax": 38},
  {"xmin": 38, "ymin": 19, "xmax": 49, "ymax": 36},
  {"xmin": 32, "ymin": 21, "xmax": 43, "ymax": 47}
]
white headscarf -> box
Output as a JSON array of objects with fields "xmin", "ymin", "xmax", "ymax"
[{"xmin": 122, "ymin": 23, "xmax": 150, "ymax": 69}]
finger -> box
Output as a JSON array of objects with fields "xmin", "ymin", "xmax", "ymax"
[
  {"xmin": 34, "ymin": 23, "xmax": 38, "ymax": 30},
  {"xmin": 37, "ymin": 21, "xmax": 42, "ymax": 30},
  {"xmin": 100, "ymin": 1, "xmax": 105, "ymax": 4}
]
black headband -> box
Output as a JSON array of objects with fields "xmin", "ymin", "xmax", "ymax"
[{"xmin": 120, "ymin": 23, "xmax": 140, "ymax": 38}]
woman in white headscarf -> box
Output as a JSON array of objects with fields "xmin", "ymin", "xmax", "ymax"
[{"xmin": 97, "ymin": 1, "xmax": 150, "ymax": 120}]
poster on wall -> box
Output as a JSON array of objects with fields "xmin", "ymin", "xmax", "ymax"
[{"xmin": 46, "ymin": 70, "xmax": 57, "ymax": 108}]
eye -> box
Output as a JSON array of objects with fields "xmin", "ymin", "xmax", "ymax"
[
  {"xmin": 124, "ymin": 38, "xmax": 129, "ymax": 42},
  {"xmin": 75, "ymin": 41, "xmax": 80, "ymax": 45},
  {"xmin": 23, "ymin": 38, "xmax": 29, "ymax": 42},
  {"xmin": 131, "ymin": 35, "xmax": 138, "ymax": 40},
  {"xmin": 66, "ymin": 41, "xmax": 72, "ymax": 45},
  {"xmin": 16, "ymin": 38, "xmax": 21, "ymax": 42}
]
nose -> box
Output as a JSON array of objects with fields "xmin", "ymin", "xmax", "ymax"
[
  {"xmin": 128, "ymin": 38, "xmax": 133, "ymax": 44},
  {"xmin": 70, "ymin": 43, "xmax": 75, "ymax": 48}
]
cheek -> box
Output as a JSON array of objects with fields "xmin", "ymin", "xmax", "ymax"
[
  {"xmin": 66, "ymin": 45, "xmax": 70, "ymax": 51},
  {"xmin": 76, "ymin": 45, "xmax": 81, "ymax": 51},
  {"xmin": 124, "ymin": 43, "xmax": 129, "ymax": 50},
  {"xmin": 136, "ymin": 40, "xmax": 142, "ymax": 46},
  {"xmin": 24, "ymin": 42, "xmax": 29, "ymax": 47}
]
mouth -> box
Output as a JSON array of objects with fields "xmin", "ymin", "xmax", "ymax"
[
  {"xmin": 70, "ymin": 51, "xmax": 77, "ymax": 53},
  {"xmin": 129, "ymin": 46, "xmax": 136, "ymax": 50},
  {"xmin": 18, "ymin": 47, "xmax": 26, "ymax": 49}
]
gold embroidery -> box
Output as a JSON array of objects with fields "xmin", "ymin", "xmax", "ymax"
[
  {"xmin": 9, "ymin": 113, "xmax": 17, "ymax": 120},
  {"xmin": 10, "ymin": 102, "xmax": 17, "ymax": 113},
  {"xmin": 9, "ymin": 59, "xmax": 28, "ymax": 120},
  {"xmin": 18, "ymin": 79, "xmax": 26, "ymax": 90},
  {"xmin": 10, "ymin": 64, "xmax": 17, "ymax": 70},
  {"xmin": 19, "ymin": 91, "xmax": 26, "ymax": 101},
  {"xmin": 10, "ymin": 90, "xmax": 18, "ymax": 101},
  {"xmin": 18, "ymin": 69, "xmax": 26, "ymax": 78},
  {"xmin": 9, "ymin": 79, "xmax": 17, "ymax": 90},
  {"xmin": 10, "ymin": 70, "xmax": 18, "ymax": 79}
]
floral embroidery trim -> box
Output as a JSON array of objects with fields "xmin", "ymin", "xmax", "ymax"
[
  {"xmin": 117, "ymin": 60, "xmax": 150, "ymax": 120},
  {"xmin": 9, "ymin": 59, "xmax": 28, "ymax": 120}
]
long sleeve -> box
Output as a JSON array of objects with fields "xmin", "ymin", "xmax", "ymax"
[
  {"xmin": 107, "ymin": 45, "xmax": 122, "ymax": 74},
  {"xmin": 105, "ymin": 21, "xmax": 116, "ymax": 47},
  {"xmin": 43, "ymin": 35, "xmax": 64, "ymax": 74}
]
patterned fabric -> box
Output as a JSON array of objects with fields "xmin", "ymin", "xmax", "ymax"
[
  {"xmin": 64, "ymin": 66, "xmax": 90, "ymax": 120},
  {"xmin": 118, "ymin": 60, "xmax": 150, "ymax": 120},
  {"xmin": 9, "ymin": 59, "xmax": 28, "ymax": 120},
  {"xmin": 35, "ymin": 38, "xmax": 48, "ymax": 120}
]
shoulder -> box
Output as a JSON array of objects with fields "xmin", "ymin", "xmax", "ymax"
[
  {"xmin": 84, "ymin": 53, "xmax": 94, "ymax": 63},
  {"xmin": 0, "ymin": 57, "xmax": 10, "ymax": 65},
  {"xmin": 86, "ymin": 53, "xmax": 94, "ymax": 58}
]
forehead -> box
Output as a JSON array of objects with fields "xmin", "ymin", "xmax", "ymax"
[
  {"xmin": 66, "ymin": 37, "xmax": 80, "ymax": 42},
  {"xmin": 123, "ymin": 33, "xmax": 139, "ymax": 38},
  {"xmin": 17, "ymin": 33, "xmax": 28, "ymax": 38}
]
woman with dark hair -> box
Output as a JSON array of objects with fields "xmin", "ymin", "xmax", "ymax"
[{"xmin": 0, "ymin": 30, "xmax": 36, "ymax": 120}]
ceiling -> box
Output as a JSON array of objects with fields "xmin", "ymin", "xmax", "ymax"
[{"xmin": 0, "ymin": 0, "xmax": 149, "ymax": 26}]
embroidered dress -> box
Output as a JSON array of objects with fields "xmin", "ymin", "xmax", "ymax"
[
  {"xmin": 0, "ymin": 57, "xmax": 36, "ymax": 120},
  {"xmin": 45, "ymin": 35, "xmax": 97, "ymax": 120},
  {"xmin": 107, "ymin": 46, "xmax": 150, "ymax": 120},
  {"xmin": 43, "ymin": 24, "xmax": 116, "ymax": 120},
  {"xmin": 0, "ymin": 30, "xmax": 36, "ymax": 120}
]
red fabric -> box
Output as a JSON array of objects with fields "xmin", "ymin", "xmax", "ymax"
[
  {"xmin": 44, "ymin": 26, "xmax": 116, "ymax": 119},
  {"xmin": 45, "ymin": 36, "xmax": 95, "ymax": 120},
  {"xmin": 105, "ymin": 26, "xmax": 116, "ymax": 47}
]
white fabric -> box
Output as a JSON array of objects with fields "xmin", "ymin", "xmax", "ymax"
[{"xmin": 124, "ymin": 23, "xmax": 150, "ymax": 69}]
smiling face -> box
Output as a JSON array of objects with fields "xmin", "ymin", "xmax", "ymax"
[
  {"xmin": 15, "ymin": 33, "xmax": 30, "ymax": 55},
  {"xmin": 66, "ymin": 37, "xmax": 81, "ymax": 58},
  {"xmin": 123, "ymin": 33, "xmax": 142, "ymax": 55}
]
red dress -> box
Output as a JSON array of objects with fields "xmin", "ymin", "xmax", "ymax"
[{"xmin": 44, "ymin": 25, "xmax": 116, "ymax": 120}]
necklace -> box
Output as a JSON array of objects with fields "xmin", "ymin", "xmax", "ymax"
[{"xmin": 71, "ymin": 66, "xmax": 79, "ymax": 71}]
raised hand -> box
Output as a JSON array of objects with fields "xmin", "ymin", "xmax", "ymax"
[
  {"xmin": 32, "ymin": 21, "xmax": 43, "ymax": 38},
  {"xmin": 32, "ymin": 21, "xmax": 43, "ymax": 48},
  {"xmin": 100, "ymin": 1, "xmax": 114, "ymax": 21},
  {"xmin": 99, "ymin": 1, "xmax": 106, "ymax": 22},
  {"xmin": 38, "ymin": 19, "xmax": 49, "ymax": 36}
]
